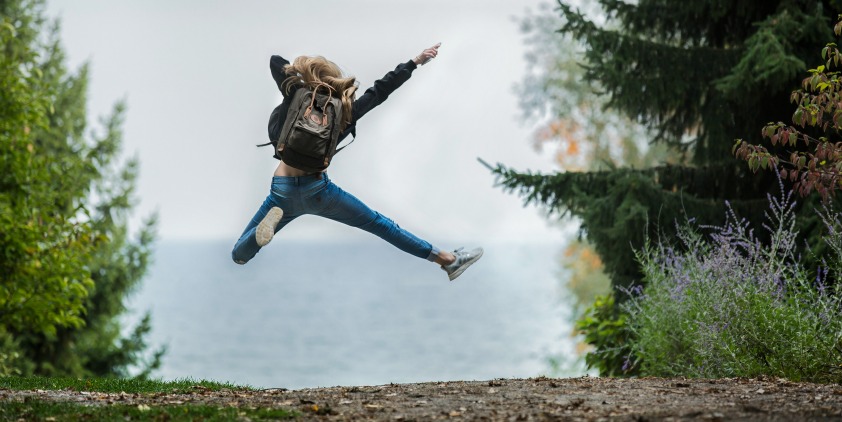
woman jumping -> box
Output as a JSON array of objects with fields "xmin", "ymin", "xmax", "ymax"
[{"xmin": 231, "ymin": 43, "xmax": 483, "ymax": 281}]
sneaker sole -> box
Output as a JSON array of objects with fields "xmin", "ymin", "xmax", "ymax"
[
  {"xmin": 255, "ymin": 207, "xmax": 283, "ymax": 247},
  {"xmin": 449, "ymin": 249, "xmax": 484, "ymax": 281}
]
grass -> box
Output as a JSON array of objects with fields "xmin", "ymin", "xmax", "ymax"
[
  {"xmin": 0, "ymin": 376, "xmax": 298, "ymax": 421},
  {"xmin": 0, "ymin": 399, "xmax": 296, "ymax": 421},
  {"xmin": 0, "ymin": 376, "xmax": 249, "ymax": 394}
]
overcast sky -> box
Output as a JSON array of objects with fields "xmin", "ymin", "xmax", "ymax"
[{"xmin": 44, "ymin": 0, "xmax": 565, "ymax": 247}]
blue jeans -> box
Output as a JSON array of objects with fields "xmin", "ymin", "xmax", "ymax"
[{"xmin": 231, "ymin": 173, "xmax": 440, "ymax": 264}]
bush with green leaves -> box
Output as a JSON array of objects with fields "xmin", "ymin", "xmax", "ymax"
[
  {"xmin": 625, "ymin": 182, "xmax": 842, "ymax": 382},
  {"xmin": 574, "ymin": 294, "xmax": 638, "ymax": 377},
  {"xmin": 0, "ymin": 0, "xmax": 160, "ymax": 377},
  {"xmin": 735, "ymin": 18, "xmax": 842, "ymax": 199}
]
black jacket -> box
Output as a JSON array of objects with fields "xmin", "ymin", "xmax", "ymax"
[{"xmin": 267, "ymin": 55, "xmax": 418, "ymax": 146}]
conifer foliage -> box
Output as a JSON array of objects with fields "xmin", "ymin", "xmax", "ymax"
[
  {"xmin": 491, "ymin": 0, "xmax": 842, "ymax": 292},
  {"xmin": 0, "ymin": 0, "xmax": 161, "ymax": 376}
]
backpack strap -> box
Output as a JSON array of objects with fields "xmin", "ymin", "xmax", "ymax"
[
  {"xmin": 257, "ymin": 128, "xmax": 353, "ymax": 151},
  {"xmin": 304, "ymin": 83, "xmax": 335, "ymax": 125},
  {"xmin": 335, "ymin": 126, "xmax": 355, "ymax": 154},
  {"xmin": 321, "ymin": 85, "xmax": 355, "ymax": 154}
]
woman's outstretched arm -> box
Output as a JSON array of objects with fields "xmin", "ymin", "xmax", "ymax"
[{"xmin": 347, "ymin": 43, "xmax": 442, "ymax": 128}]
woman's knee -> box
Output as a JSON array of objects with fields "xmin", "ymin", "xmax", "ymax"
[{"xmin": 231, "ymin": 249, "xmax": 248, "ymax": 265}]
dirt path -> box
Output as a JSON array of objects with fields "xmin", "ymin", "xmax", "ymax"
[{"xmin": 2, "ymin": 376, "xmax": 841, "ymax": 420}]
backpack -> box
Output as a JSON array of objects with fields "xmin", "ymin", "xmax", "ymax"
[{"xmin": 268, "ymin": 83, "xmax": 346, "ymax": 172}]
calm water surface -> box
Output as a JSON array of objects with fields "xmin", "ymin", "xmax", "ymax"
[{"xmin": 126, "ymin": 240, "xmax": 579, "ymax": 389}]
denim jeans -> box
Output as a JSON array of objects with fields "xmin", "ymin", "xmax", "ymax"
[{"xmin": 231, "ymin": 173, "xmax": 440, "ymax": 264}]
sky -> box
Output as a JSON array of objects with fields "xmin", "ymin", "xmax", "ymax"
[{"xmin": 44, "ymin": 0, "xmax": 566, "ymax": 246}]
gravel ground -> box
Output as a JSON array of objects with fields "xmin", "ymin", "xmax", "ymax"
[{"xmin": 2, "ymin": 376, "xmax": 842, "ymax": 420}]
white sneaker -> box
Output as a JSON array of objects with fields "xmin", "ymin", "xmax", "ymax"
[
  {"xmin": 441, "ymin": 247, "xmax": 484, "ymax": 281},
  {"xmin": 255, "ymin": 207, "xmax": 283, "ymax": 247}
]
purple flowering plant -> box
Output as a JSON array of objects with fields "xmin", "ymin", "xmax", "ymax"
[{"xmin": 624, "ymin": 179, "xmax": 842, "ymax": 382}]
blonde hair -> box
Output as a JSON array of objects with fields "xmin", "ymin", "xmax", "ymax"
[{"xmin": 283, "ymin": 56, "xmax": 357, "ymax": 128}]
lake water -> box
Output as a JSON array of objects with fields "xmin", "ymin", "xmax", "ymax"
[{"xmin": 126, "ymin": 239, "xmax": 581, "ymax": 389}]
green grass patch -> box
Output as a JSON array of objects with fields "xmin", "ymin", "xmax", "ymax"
[
  {"xmin": 0, "ymin": 376, "xmax": 249, "ymax": 394},
  {"xmin": 0, "ymin": 399, "xmax": 296, "ymax": 421}
]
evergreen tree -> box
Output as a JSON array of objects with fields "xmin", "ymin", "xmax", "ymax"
[
  {"xmin": 491, "ymin": 0, "xmax": 842, "ymax": 293},
  {"xmin": 0, "ymin": 0, "xmax": 161, "ymax": 377},
  {"xmin": 517, "ymin": 4, "xmax": 687, "ymax": 313}
]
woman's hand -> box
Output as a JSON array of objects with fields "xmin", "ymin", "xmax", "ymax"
[{"xmin": 413, "ymin": 42, "xmax": 441, "ymax": 66}]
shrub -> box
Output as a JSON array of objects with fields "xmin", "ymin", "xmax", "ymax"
[
  {"xmin": 575, "ymin": 294, "xmax": 638, "ymax": 377},
  {"xmin": 626, "ymin": 184, "xmax": 842, "ymax": 382}
]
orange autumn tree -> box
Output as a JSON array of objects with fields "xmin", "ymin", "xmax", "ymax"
[{"xmin": 519, "ymin": 4, "xmax": 681, "ymax": 174}]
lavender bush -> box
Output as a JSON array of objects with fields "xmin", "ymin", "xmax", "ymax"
[{"xmin": 626, "ymin": 186, "xmax": 842, "ymax": 382}]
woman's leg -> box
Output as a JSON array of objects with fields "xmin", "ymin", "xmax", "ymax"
[
  {"xmin": 313, "ymin": 178, "xmax": 483, "ymax": 280},
  {"xmin": 231, "ymin": 184, "xmax": 298, "ymax": 264},
  {"xmin": 314, "ymin": 178, "xmax": 441, "ymax": 262},
  {"xmin": 231, "ymin": 196, "xmax": 276, "ymax": 264}
]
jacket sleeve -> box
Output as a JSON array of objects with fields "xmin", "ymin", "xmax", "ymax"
[
  {"xmin": 337, "ymin": 60, "xmax": 417, "ymax": 141},
  {"xmin": 268, "ymin": 55, "xmax": 294, "ymax": 142},
  {"xmin": 350, "ymin": 59, "xmax": 418, "ymax": 123},
  {"xmin": 270, "ymin": 55, "xmax": 293, "ymax": 97}
]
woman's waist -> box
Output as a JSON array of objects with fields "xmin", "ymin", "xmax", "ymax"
[
  {"xmin": 271, "ymin": 169, "xmax": 328, "ymax": 186},
  {"xmin": 273, "ymin": 161, "xmax": 325, "ymax": 178}
]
